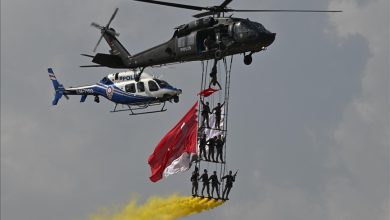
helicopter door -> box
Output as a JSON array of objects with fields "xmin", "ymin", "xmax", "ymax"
[
  {"xmin": 136, "ymin": 81, "xmax": 146, "ymax": 96},
  {"xmin": 148, "ymin": 80, "xmax": 159, "ymax": 92},
  {"xmin": 196, "ymin": 29, "xmax": 216, "ymax": 52},
  {"xmin": 125, "ymin": 83, "xmax": 136, "ymax": 93},
  {"xmin": 147, "ymin": 80, "xmax": 161, "ymax": 97}
]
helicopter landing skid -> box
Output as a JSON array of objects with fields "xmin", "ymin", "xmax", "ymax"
[{"xmin": 110, "ymin": 102, "xmax": 167, "ymax": 115}]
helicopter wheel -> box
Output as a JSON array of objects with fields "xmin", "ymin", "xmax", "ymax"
[
  {"xmin": 173, "ymin": 96, "xmax": 179, "ymax": 103},
  {"xmin": 244, "ymin": 54, "xmax": 252, "ymax": 65},
  {"xmin": 94, "ymin": 95, "xmax": 100, "ymax": 103}
]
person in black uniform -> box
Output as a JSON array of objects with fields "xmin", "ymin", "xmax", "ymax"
[
  {"xmin": 207, "ymin": 136, "xmax": 217, "ymax": 162},
  {"xmin": 212, "ymin": 102, "xmax": 225, "ymax": 129},
  {"xmin": 222, "ymin": 170, "xmax": 237, "ymax": 200},
  {"xmin": 199, "ymin": 133, "xmax": 208, "ymax": 160},
  {"xmin": 209, "ymin": 171, "xmax": 221, "ymax": 199},
  {"xmin": 209, "ymin": 61, "xmax": 222, "ymax": 90},
  {"xmin": 203, "ymin": 35, "xmax": 215, "ymax": 51},
  {"xmin": 215, "ymin": 135, "xmax": 225, "ymax": 163},
  {"xmin": 190, "ymin": 167, "xmax": 200, "ymax": 196},
  {"xmin": 199, "ymin": 169, "xmax": 210, "ymax": 197},
  {"xmin": 200, "ymin": 99, "xmax": 212, "ymax": 128}
]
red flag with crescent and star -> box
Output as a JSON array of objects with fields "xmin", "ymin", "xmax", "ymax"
[{"xmin": 148, "ymin": 101, "xmax": 198, "ymax": 182}]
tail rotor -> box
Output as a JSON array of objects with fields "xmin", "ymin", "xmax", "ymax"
[{"xmin": 91, "ymin": 8, "xmax": 120, "ymax": 52}]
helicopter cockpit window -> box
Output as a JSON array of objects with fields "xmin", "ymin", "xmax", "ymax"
[
  {"xmin": 154, "ymin": 78, "xmax": 169, "ymax": 88},
  {"xmin": 137, "ymin": 82, "xmax": 145, "ymax": 93},
  {"xmin": 235, "ymin": 22, "xmax": 251, "ymax": 32},
  {"xmin": 125, "ymin": 83, "xmax": 136, "ymax": 93},
  {"xmin": 148, "ymin": 80, "xmax": 159, "ymax": 92}
]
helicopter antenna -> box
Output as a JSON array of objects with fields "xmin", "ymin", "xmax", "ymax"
[
  {"xmin": 133, "ymin": 0, "xmax": 342, "ymax": 18},
  {"xmin": 91, "ymin": 8, "xmax": 120, "ymax": 52}
]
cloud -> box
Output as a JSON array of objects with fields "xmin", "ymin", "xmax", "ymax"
[
  {"xmin": 325, "ymin": 0, "xmax": 389, "ymax": 219},
  {"xmin": 2, "ymin": 0, "xmax": 388, "ymax": 220},
  {"xmin": 218, "ymin": 172, "xmax": 325, "ymax": 220},
  {"xmin": 215, "ymin": 0, "xmax": 389, "ymax": 219}
]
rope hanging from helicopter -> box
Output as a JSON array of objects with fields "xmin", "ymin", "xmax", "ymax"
[{"xmin": 220, "ymin": 55, "xmax": 233, "ymax": 191}]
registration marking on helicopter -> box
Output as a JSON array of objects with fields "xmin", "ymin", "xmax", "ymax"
[
  {"xmin": 76, "ymin": 88, "xmax": 94, "ymax": 94},
  {"xmin": 179, "ymin": 46, "xmax": 192, "ymax": 52}
]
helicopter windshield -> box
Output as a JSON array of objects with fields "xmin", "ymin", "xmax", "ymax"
[
  {"xmin": 100, "ymin": 76, "xmax": 113, "ymax": 85},
  {"xmin": 241, "ymin": 20, "xmax": 267, "ymax": 32},
  {"xmin": 154, "ymin": 78, "xmax": 170, "ymax": 88},
  {"xmin": 234, "ymin": 21, "xmax": 251, "ymax": 33}
]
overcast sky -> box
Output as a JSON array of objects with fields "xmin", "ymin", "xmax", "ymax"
[{"xmin": 1, "ymin": 0, "xmax": 389, "ymax": 220}]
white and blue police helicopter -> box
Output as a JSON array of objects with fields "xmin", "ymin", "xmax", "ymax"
[{"xmin": 48, "ymin": 68, "xmax": 182, "ymax": 115}]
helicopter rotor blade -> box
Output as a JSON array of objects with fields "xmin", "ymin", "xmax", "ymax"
[
  {"xmin": 226, "ymin": 9, "xmax": 343, "ymax": 13},
  {"xmin": 93, "ymin": 35, "xmax": 104, "ymax": 53},
  {"xmin": 80, "ymin": 65, "xmax": 104, "ymax": 68},
  {"xmin": 134, "ymin": 0, "xmax": 341, "ymax": 18},
  {"xmin": 193, "ymin": 11, "xmax": 217, "ymax": 18},
  {"xmin": 133, "ymin": 0, "xmax": 207, "ymax": 11},
  {"xmin": 219, "ymin": 0, "xmax": 233, "ymax": 9},
  {"xmin": 106, "ymin": 8, "xmax": 119, "ymax": 28},
  {"xmin": 91, "ymin": 22, "xmax": 104, "ymax": 30}
]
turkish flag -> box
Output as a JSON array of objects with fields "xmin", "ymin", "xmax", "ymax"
[
  {"xmin": 198, "ymin": 88, "xmax": 219, "ymax": 97},
  {"xmin": 148, "ymin": 102, "xmax": 198, "ymax": 182}
]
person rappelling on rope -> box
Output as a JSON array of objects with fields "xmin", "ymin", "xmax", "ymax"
[
  {"xmin": 200, "ymin": 99, "xmax": 212, "ymax": 129},
  {"xmin": 222, "ymin": 170, "xmax": 238, "ymax": 200},
  {"xmin": 190, "ymin": 167, "xmax": 200, "ymax": 196},
  {"xmin": 209, "ymin": 60, "xmax": 222, "ymax": 90},
  {"xmin": 212, "ymin": 101, "xmax": 225, "ymax": 130},
  {"xmin": 203, "ymin": 35, "xmax": 216, "ymax": 52}
]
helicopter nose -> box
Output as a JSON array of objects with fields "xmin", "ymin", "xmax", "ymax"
[{"xmin": 263, "ymin": 33, "xmax": 276, "ymax": 47}]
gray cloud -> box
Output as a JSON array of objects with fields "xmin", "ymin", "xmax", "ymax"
[{"xmin": 2, "ymin": 0, "xmax": 388, "ymax": 220}]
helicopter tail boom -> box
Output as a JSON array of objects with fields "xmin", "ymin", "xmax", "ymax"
[{"xmin": 91, "ymin": 53, "xmax": 128, "ymax": 69}]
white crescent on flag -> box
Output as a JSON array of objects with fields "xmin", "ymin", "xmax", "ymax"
[{"xmin": 163, "ymin": 152, "xmax": 192, "ymax": 178}]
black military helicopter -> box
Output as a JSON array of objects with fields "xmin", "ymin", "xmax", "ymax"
[{"xmin": 82, "ymin": 0, "xmax": 341, "ymax": 80}]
